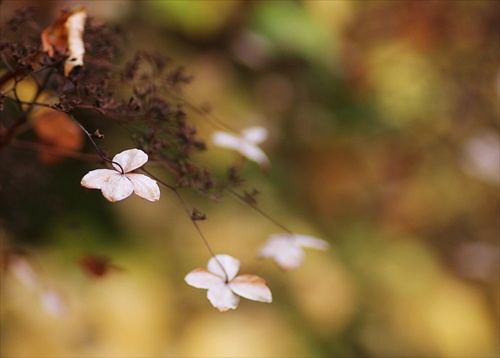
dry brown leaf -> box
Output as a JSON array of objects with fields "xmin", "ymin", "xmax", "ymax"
[
  {"xmin": 41, "ymin": 11, "xmax": 70, "ymax": 57},
  {"xmin": 79, "ymin": 253, "xmax": 122, "ymax": 278},
  {"xmin": 32, "ymin": 107, "xmax": 84, "ymax": 164},
  {"xmin": 64, "ymin": 9, "xmax": 87, "ymax": 76},
  {"xmin": 40, "ymin": 9, "xmax": 87, "ymax": 76}
]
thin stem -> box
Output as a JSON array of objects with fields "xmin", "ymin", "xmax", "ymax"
[
  {"xmin": 227, "ymin": 187, "xmax": 293, "ymax": 234},
  {"xmin": 0, "ymin": 52, "xmax": 16, "ymax": 78},
  {"xmin": 11, "ymin": 139, "xmax": 101, "ymax": 162},
  {"xmin": 0, "ymin": 112, "xmax": 29, "ymax": 150},
  {"xmin": 0, "ymin": 52, "xmax": 64, "ymax": 88},
  {"xmin": 0, "ymin": 60, "xmax": 59, "ymax": 150},
  {"xmin": 167, "ymin": 92, "xmax": 239, "ymax": 134},
  {"xmin": 67, "ymin": 113, "xmax": 124, "ymax": 174},
  {"xmin": 141, "ymin": 167, "xmax": 229, "ymax": 282},
  {"xmin": 31, "ymin": 67, "xmax": 54, "ymax": 104}
]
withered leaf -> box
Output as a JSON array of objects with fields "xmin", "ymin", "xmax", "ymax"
[
  {"xmin": 32, "ymin": 107, "xmax": 84, "ymax": 164},
  {"xmin": 41, "ymin": 8, "xmax": 87, "ymax": 76}
]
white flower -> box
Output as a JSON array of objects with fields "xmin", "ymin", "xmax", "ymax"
[
  {"xmin": 6, "ymin": 253, "xmax": 66, "ymax": 317},
  {"xmin": 259, "ymin": 234, "xmax": 329, "ymax": 270},
  {"xmin": 9, "ymin": 255, "xmax": 39, "ymax": 289},
  {"xmin": 81, "ymin": 148, "xmax": 160, "ymax": 202},
  {"xmin": 460, "ymin": 129, "xmax": 500, "ymax": 185},
  {"xmin": 211, "ymin": 126, "xmax": 270, "ymax": 168},
  {"xmin": 39, "ymin": 288, "xmax": 66, "ymax": 317},
  {"xmin": 185, "ymin": 254, "xmax": 272, "ymax": 311}
]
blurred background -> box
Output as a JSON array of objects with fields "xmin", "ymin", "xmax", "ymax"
[{"xmin": 1, "ymin": 1, "xmax": 499, "ymax": 357}]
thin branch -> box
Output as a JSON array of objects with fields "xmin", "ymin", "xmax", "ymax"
[
  {"xmin": 11, "ymin": 139, "xmax": 101, "ymax": 162},
  {"xmin": 141, "ymin": 167, "xmax": 229, "ymax": 282},
  {"xmin": 167, "ymin": 92, "xmax": 239, "ymax": 134},
  {"xmin": 227, "ymin": 187, "xmax": 293, "ymax": 234},
  {"xmin": 0, "ymin": 60, "xmax": 59, "ymax": 150},
  {"xmin": 67, "ymin": 113, "xmax": 125, "ymax": 174}
]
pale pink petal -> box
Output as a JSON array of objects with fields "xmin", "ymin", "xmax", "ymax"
[
  {"xmin": 127, "ymin": 173, "xmax": 160, "ymax": 202},
  {"xmin": 259, "ymin": 236, "xmax": 290, "ymax": 257},
  {"xmin": 241, "ymin": 126, "xmax": 268, "ymax": 144},
  {"xmin": 273, "ymin": 245, "xmax": 305, "ymax": 270},
  {"xmin": 39, "ymin": 289, "xmax": 66, "ymax": 317},
  {"xmin": 230, "ymin": 274, "xmax": 272, "ymax": 303},
  {"xmin": 239, "ymin": 141, "xmax": 270, "ymax": 167},
  {"xmin": 185, "ymin": 269, "xmax": 223, "ymax": 289},
  {"xmin": 100, "ymin": 174, "xmax": 134, "ymax": 202},
  {"xmin": 207, "ymin": 282, "xmax": 240, "ymax": 311},
  {"xmin": 293, "ymin": 235, "xmax": 329, "ymax": 250},
  {"xmin": 208, "ymin": 255, "xmax": 240, "ymax": 281},
  {"xmin": 112, "ymin": 149, "xmax": 148, "ymax": 172},
  {"xmin": 278, "ymin": 248, "xmax": 304, "ymax": 270},
  {"xmin": 212, "ymin": 131, "xmax": 241, "ymax": 151},
  {"xmin": 81, "ymin": 169, "xmax": 116, "ymax": 189},
  {"xmin": 259, "ymin": 236, "xmax": 305, "ymax": 270},
  {"xmin": 461, "ymin": 129, "xmax": 500, "ymax": 185},
  {"xmin": 212, "ymin": 130, "xmax": 270, "ymax": 167},
  {"xmin": 9, "ymin": 257, "xmax": 38, "ymax": 289}
]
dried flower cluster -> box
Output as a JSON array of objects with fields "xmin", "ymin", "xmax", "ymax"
[{"xmin": 1, "ymin": 6, "xmax": 329, "ymax": 312}]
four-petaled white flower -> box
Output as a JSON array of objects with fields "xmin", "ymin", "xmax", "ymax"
[
  {"xmin": 211, "ymin": 126, "xmax": 270, "ymax": 168},
  {"xmin": 259, "ymin": 234, "xmax": 329, "ymax": 270},
  {"xmin": 81, "ymin": 148, "xmax": 160, "ymax": 202},
  {"xmin": 185, "ymin": 254, "xmax": 272, "ymax": 311}
]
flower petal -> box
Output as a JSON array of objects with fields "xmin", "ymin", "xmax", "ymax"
[
  {"xmin": 127, "ymin": 173, "xmax": 160, "ymax": 202},
  {"xmin": 207, "ymin": 282, "xmax": 240, "ymax": 311},
  {"xmin": 276, "ymin": 246, "xmax": 305, "ymax": 270},
  {"xmin": 230, "ymin": 274, "xmax": 272, "ymax": 303},
  {"xmin": 212, "ymin": 129, "xmax": 270, "ymax": 168},
  {"xmin": 239, "ymin": 141, "xmax": 270, "ymax": 167},
  {"xmin": 100, "ymin": 174, "xmax": 134, "ymax": 202},
  {"xmin": 274, "ymin": 246, "xmax": 305, "ymax": 270},
  {"xmin": 81, "ymin": 169, "xmax": 116, "ymax": 189},
  {"xmin": 293, "ymin": 234, "xmax": 330, "ymax": 250},
  {"xmin": 259, "ymin": 236, "xmax": 306, "ymax": 270},
  {"xmin": 259, "ymin": 235, "xmax": 290, "ymax": 257},
  {"xmin": 207, "ymin": 255, "xmax": 240, "ymax": 281},
  {"xmin": 211, "ymin": 131, "xmax": 241, "ymax": 151},
  {"xmin": 112, "ymin": 149, "xmax": 148, "ymax": 173},
  {"xmin": 241, "ymin": 126, "xmax": 268, "ymax": 144},
  {"xmin": 185, "ymin": 269, "xmax": 223, "ymax": 289},
  {"xmin": 9, "ymin": 256, "xmax": 38, "ymax": 289},
  {"xmin": 39, "ymin": 288, "xmax": 66, "ymax": 317}
]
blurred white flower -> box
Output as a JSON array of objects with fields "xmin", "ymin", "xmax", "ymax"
[
  {"xmin": 259, "ymin": 234, "xmax": 329, "ymax": 270},
  {"xmin": 460, "ymin": 129, "xmax": 500, "ymax": 185},
  {"xmin": 453, "ymin": 242, "xmax": 500, "ymax": 281},
  {"xmin": 9, "ymin": 255, "xmax": 39, "ymax": 289},
  {"xmin": 81, "ymin": 148, "xmax": 160, "ymax": 202},
  {"xmin": 6, "ymin": 253, "xmax": 67, "ymax": 317},
  {"xmin": 212, "ymin": 126, "xmax": 270, "ymax": 168},
  {"xmin": 185, "ymin": 254, "xmax": 272, "ymax": 311},
  {"xmin": 39, "ymin": 288, "xmax": 66, "ymax": 317}
]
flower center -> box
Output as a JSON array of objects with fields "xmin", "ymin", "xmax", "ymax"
[{"xmin": 112, "ymin": 161, "xmax": 125, "ymax": 174}]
